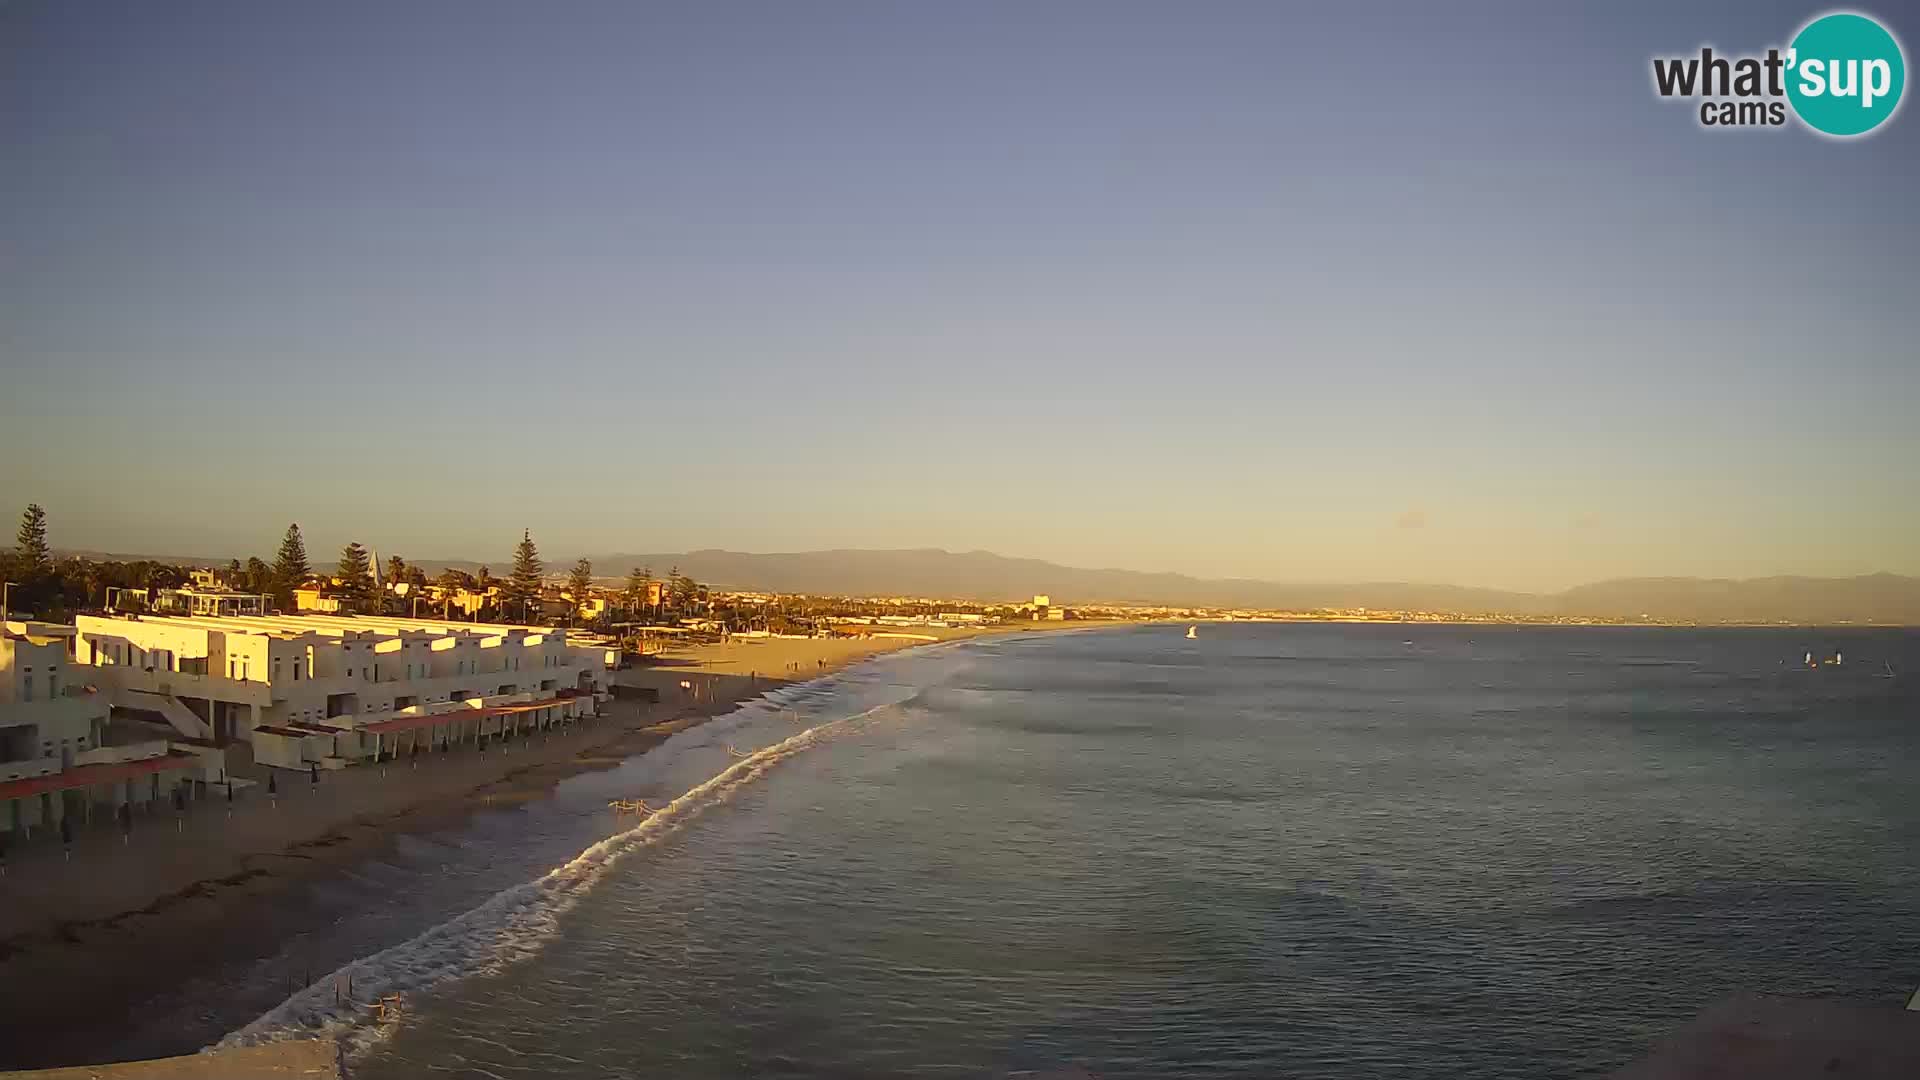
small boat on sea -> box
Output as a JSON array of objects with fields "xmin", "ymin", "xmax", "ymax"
[{"xmin": 1186, "ymin": 626, "xmax": 1197, "ymax": 639}]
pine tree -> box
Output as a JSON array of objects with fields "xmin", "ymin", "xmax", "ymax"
[
  {"xmin": 668, "ymin": 566, "xmax": 698, "ymax": 614},
  {"xmin": 624, "ymin": 566, "xmax": 653, "ymax": 615},
  {"xmin": 273, "ymin": 524, "xmax": 311, "ymax": 585},
  {"xmin": 337, "ymin": 542, "xmax": 375, "ymax": 600},
  {"xmin": 15, "ymin": 504, "xmax": 51, "ymax": 576},
  {"xmin": 244, "ymin": 557, "xmax": 271, "ymax": 593},
  {"xmin": 673, "ymin": 572, "xmax": 700, "ymax": 612},
  {"xmin": 567, "ymin": 558, "xmax": 594, "ymax": 621},
  {"xmin": 507, "ymin": 530, "xmax": 543, "ymax": 609}
]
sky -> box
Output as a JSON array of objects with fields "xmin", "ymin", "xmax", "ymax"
[{"xmin": 2, "ymin": 1, "xmax": 1916, "ymax": 592}]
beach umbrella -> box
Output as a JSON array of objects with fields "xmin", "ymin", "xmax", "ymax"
[
  {"xmin": 310, "ymin": 762, "xmax": 320, "ymax": 787},
  {"xmin": 268, "ymin": 772, "xmax": 278, "ymax": 797}
]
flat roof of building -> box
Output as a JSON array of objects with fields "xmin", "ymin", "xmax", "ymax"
[
  {"xmin": 78, "ymin": 613, "xmax": 611, "ymax": 653},
  {"xmin": 0, "ymin": 750, "xmax": 202, "ymax": 802},
  {"xmin": 359, "ymin": 694, "xmax": 581, "ymax": 734}
]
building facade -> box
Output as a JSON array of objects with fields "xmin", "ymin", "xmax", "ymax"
[
  {"xmin": 72, "ymin": 613, "xmax": 614, "ymax": 770},
  {"xmin": 3, "ymin": 621, "xmax": 203, "ymax": 834}
]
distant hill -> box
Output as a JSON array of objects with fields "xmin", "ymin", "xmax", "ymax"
[
  {"xmin": 564, "ymin": 548, "xmax": 1536, "ymax": 612},
  {"xmin": 1550, "ymin": 573, "xmax": 1920, "ymax": 624},
  {"xmin": 559, "ymin": 549, "xmax": 1920, "ymax": 624},
  {"xmin": 48, "ymin": 544, "xmax": 1920, "ymax": 623}
]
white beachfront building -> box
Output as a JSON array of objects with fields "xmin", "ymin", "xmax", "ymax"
[
  {"xmin": 3, "ymin": 620, "xmax": 206, "ymax": 835},
  {"xmin": 72, "ymin": 613, "xmax": 615, "ymax": 772}
]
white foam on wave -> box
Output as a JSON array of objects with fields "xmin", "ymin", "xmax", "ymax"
[{"xmin": 214, "ymin": 702, "xmax": 893, "ymax": 1058}]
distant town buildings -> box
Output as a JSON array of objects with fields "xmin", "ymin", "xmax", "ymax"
[{"xmin": 154, "ymin": 586, "xmax": 268, "ymax": 618}]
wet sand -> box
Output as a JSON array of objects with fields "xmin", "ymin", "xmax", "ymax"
[
  {"xmin": 0, "ymin": 1040, "xmax": 340, "ymax": 1080},
  {"xmin": 0, "ymin": 620, "xmax": 1121, "ymax": 1070}
]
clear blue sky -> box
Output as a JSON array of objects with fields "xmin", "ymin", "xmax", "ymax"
[{"xmin": 3, "ymin": 1, "xmax": 1915, "ymax": 591}]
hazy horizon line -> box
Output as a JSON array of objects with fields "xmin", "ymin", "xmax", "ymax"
[{"xmin": 27, "ymin": 540, "xmax": 1916, "ymax": 598}]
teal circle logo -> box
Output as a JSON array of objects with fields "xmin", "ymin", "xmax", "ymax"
[{"xmin": 1786, "ymin": 12, "xmax": 1906, "ymax": 136}]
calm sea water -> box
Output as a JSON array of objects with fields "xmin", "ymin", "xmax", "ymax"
[{"xmin": 255, "ymin": 624, "xmax": 1919, "ymax": 1078}]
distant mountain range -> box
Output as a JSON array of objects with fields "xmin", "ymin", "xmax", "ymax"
[
  {"xmin": 45, "ymin": 545, "xmax": 1920, "ymax": 623},
  {"xmin": 543, "ymin": 549, "xmax": 1915, "ymax": 624}
]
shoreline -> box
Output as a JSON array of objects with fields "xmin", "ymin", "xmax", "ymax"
[{"xmin": 0, "ymin": 620, "xmax": 1118, "ymax": 1071}]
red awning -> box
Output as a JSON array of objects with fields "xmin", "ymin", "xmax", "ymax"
[
  {"xmin": 0, "ymin": 750, "xmax": 203, "ymax": 802},
  {"xmin": 359, "ymin": 696, "xmax": 577, "ymax": 735}
]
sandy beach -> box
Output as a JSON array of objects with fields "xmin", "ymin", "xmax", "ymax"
[{"xmin": 0, "ymin": 620, "xmax": 1119, "ymax": 1071}]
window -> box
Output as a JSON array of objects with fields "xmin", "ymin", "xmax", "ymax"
[
  {"xmin": 347, "ymin": 667, "xmax": 354, "ymax": 678},
  {"xmin": 49, "ymin": 673, "xmax": 59, "ymax": 697},
  {"xmin": 22, "ymin": 674, "xmax": 33, "ymax": 702}
]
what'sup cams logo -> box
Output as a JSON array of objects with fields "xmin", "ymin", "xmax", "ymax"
[{"xmin": 1652, "ymin": 10, "xmax": 1906, "ymax": 136}]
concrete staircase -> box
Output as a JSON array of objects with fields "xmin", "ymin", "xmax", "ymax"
[{"xmin": 121, "ymin": 689, "xmax": 213, "ymax": 741}]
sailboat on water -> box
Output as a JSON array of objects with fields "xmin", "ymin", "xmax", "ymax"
[{"xmin": 1186, "ymin": 625, "xmax": 1198, "ymax": 640}]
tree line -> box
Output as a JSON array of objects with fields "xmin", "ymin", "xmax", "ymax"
[{"xmin": 0, "ymin": 504, "xmax": 708, "ymax": 629}]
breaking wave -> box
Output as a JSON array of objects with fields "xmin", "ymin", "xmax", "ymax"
[{"xmin": 215, "ymin": 702, "xmax": 893, "ymax": 1058}]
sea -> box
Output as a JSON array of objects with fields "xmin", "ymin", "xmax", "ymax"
[{"xmin": 202, "ymin": 623, "xmax": 1918, "ymax": 1078}]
